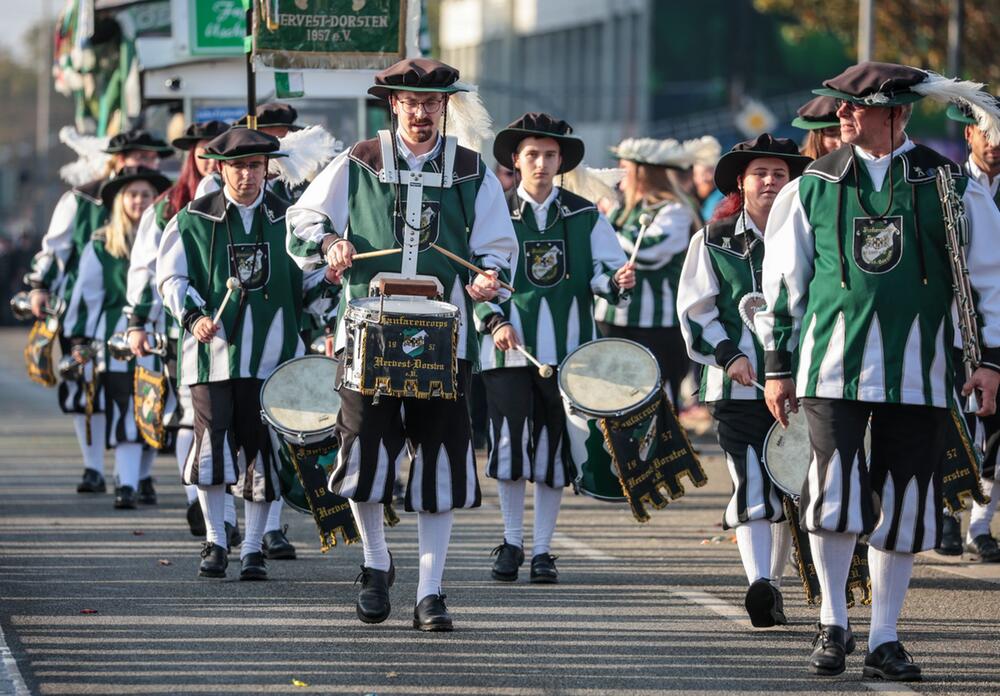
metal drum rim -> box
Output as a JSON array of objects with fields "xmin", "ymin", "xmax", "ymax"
[
  {"xmin": 346, "ymin": 296, "xmax": 460, "ymax": 318},
  {"xmin": 557, "ymin": 337, "xmax": 662, "ymax": 418},
  {"xmin": 761, "ymin": 418, "xmax": 803, "ymax": 500},
  {"xmin": 259, "ymin": 354, "xmax": 341, "ymax": 440}
]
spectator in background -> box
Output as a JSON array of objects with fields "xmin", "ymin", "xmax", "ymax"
[{"xmin": 694, "ymin": 162, "xmax": 724, "ymax": 222}]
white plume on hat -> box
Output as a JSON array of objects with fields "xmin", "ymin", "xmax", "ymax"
[
  {"xmin": 58, "ymin": 126, "xmax": 111, "ymax": 186},
  {"xmin": 271, "ymin": 125, "xmax": 343, "ymax": 186},
  {"xmin": 683, "ymin": 136, "xmax": 722, "ymax": 167},
  {"xmin": 560, "ymin": 166, "xmax": 624, "ymax": 203},
  {"xmin": 445, "ymin": 87, "xmax": 494, "ymax": 151},
  {"xmin": 610, "ymin": 137, "xmax": 696, "ymax": 168},
  {"xmin": 912, "ymin": 72, "xmax": 1000, "ymax": 145}
]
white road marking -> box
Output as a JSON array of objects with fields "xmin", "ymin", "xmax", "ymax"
[{"xmin": 0, "ymin": 621, "xmax": 30, "ymax": 696}]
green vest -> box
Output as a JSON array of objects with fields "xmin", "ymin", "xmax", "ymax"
[
  {"xmin": 337, "ymin": 136, "xmax": 487, "ymax": 360},
  {"xmin": 481, "ymin": 189, "xmax": 617, "ymax": 369},
  {"xmin": 597, "ymin": 201, "xmax": 688, "ymax": 328},
  {"xmin": 782, "ymin": 144, "xmax": 966, "ymax": 406},
  {"xmin": 174, "ymin": 190, "xmax": 313, "ymax": 385},
  {"xmin": 688, "ymin": 214, "xmax": 767, "ymax": 401}
]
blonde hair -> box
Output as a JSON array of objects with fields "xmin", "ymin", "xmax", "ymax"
[
  {"xmin": 103, "ymin": 194, "xmax": 138, "ymax": 259},
  {"xmin": 618, "ymin": 162, "xmax": 702, "ymax": 229}
]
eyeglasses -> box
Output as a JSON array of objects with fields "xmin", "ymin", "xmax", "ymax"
[{"xmin": 395, "ymin": 97, "xmax": 445, "ymax": 115}]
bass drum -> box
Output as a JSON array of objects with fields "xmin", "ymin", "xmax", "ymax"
[
  {"xmin": 559, "ymin": 338, "xmax": 662, "ymax": 502},
  {"xmin": 260, "ymin": 354, "xmax": 341, "ymax": 514}
]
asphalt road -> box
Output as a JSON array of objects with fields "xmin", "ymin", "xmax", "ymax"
[{"xmin": 0, "ymin": 327, "xmax": 997, "ymax": 695}]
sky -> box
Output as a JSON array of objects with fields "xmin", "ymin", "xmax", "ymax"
[{"xmin": 0, "ymin": 0, "xmax": 54, "ymax": 60}]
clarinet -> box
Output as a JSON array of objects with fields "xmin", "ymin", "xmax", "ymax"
[{"xmin": 936, "ymin": 166, "xmax": 982, "ymax": 412}]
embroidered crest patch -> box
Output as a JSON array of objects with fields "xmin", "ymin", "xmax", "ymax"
[
  {"xmin": 852, "ymin": 216, "xmax": 903, "ymax": 274},
  {"xmin": 523, "ymin": 240, "xmax": 566, "ymax": 287},
  {"xmin": 228, "ymin": 242, "xmax": 271, "ymax": 290},
  {"xmin": 393, "ymin": 200, "xmax": 440, "ymax": 250}
]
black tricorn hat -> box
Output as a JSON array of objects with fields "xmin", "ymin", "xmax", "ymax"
[
  {"xmin": 368, "ymin": 58, "xmax": 469, "ymax": 100},
  {"xmin": 493, "ymin": 113, "xmax": 585, "ymax": 174},
  {"xmin": 813, "ymin": 61, "xmax": 926, "ymax": 106},
  {"xmin": 103, "ymin": 130, "xmax": 174, "ymax": 156},
  {"xmin": 714, "ymin": 134, "xmax": 812, "ymax": 195},
  {"xmin": 792, "ymin": 96, "xmax": 840, "ymax": 130},
  {"xmin": 171, "ymin": 120, "xmax": 231, "ymax": 150},
  {"xmin": 99, "ymin": 166, "xmax": 172, "ymax": 208},
  {"xmin": 198, "ymin": 127, "xmax": 287, "ymax": 161},
  {"xmin": 233, "ymin": 102, "xmax": 303, "ymax": 131}
]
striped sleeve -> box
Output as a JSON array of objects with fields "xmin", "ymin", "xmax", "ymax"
[
  {"xmin": 286, "ymin": 150, "xmax": 350, "ymax": 272},
  {"xmin": 156, "ymin": 214, "xmax": 206, "ymax": 325},
  {"xmin": 469, "ymin": 168, "xmax": 518, "ymax": 306},
  {"xmin": 27, "ymin": 191, "xmax": 78, "ymax": 290},
  {"xmin": 677, "ymin": 229, "xmax": 740, "ymax": 368},
  {"xmin": 63, "ymin": 241, "xmax": 104, "ymax": 340},
  {"xmin": 590, "ymin": 213, "xmax": 629, "ymax": 304},
  {"xmin": 754, "ymin": 179, "xmax": 815, "ymax": 378},
  {"xmin": 619, "ymin": 202, "xmax": 693, "ymax": 270},
  {"xmin": 124, "ymin": 204, "xmax": 163, "ymax": 328}
]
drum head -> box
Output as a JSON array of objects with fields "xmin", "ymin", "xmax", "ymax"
[
  {"xmin": 348, "ymin": 296, "xmax": 457, "ymax": 317},
  {"xmin": 762, "ymin": 409, "xmax": 811, "ymax": 498},
  {"xmin": 261, "ymin": 355, "xmax": 340, "ymax": 434},
  {"xmin": 558, "ymin": 338, "xmax": 660, "ymax": 417}
]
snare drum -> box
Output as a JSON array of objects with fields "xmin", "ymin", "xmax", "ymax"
[
  {"xmin": 342, "ymin": 296, "xmax": 459, "ymax": 400},
  {"xmin": 260, "ymin": 355, "xmax": 341, "ymax": 513},
  {"xmin": 559, "ymin": 338, "xmax": 662, "ymax": 501},
  {"xmin": 763, "ymin": 409, "xmax": 871, "ymax": 499}
]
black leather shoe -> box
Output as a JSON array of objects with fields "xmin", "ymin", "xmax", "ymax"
[
  {"xmin": 186, "ymin": 500, "xmax": 206, "ymax": 537},
  {"xmin": 239, "ymin": 552, "xmax": 268, "ymax": 581},
  {"xmin": 413, "ymin": 594, "xmax": 453, "ymax": 631},
  {"xmin": 113, "ymin": 486, "xmax": 137, "ymax": 509},
  {"xmin": 137, "ymin": 477, "xmax": 157, "ymax": 505},
  {"xmin": 226, "ymin": 520, "xmax": 242, "ymax": 553},
  {"xmin": 810, "ymin": 623, "xmax": 855, "ymax": 676},
  {"xmin": 863, "ymin": 641, "xmax": 922, "ymax": 681},
  {"xmin": 354, "ymin": 559, "xmax": 395, "ymax": 624},
  {"xmin": 936, "ymin": 513, "xmax": 963, "ymax": 555},
  {"xmin": 744, "ymin": 578, "xmax": 787, "ymax": 627},
  {"xmin": 77, "ymin": 468, "xmax": 106, "ymax": 493},
  {"xmin": 530, "ymin": 553, "xmax": 559, "ymax": 583},
  {"xmin": 965, "ymin": 533, "xmax": 1000, "ymax": 563},
  {"xmin": 198, "ymin": 543, "xmax": 228, "ymax": 578},
  {"xmin": 490, "ymin": 541, "xmax": 524, "ymax": 581},
  {"xmin": 262, "ymin": 526, "xmax": 297, "ymax": 560}
]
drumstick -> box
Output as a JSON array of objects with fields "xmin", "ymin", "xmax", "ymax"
[
  {"xmin": 627, "ymin": 213, "xmax": 654, "ymax": 266},
  {"xmin": 352, "ymin": 248, "xmax": 402, "ymax": 261},
  {"xmin": 429, "ymin": 242, "xmax": 516, "ymax": 293},
  {"xmin": 212, "ymin": 277, "xmax": 241, "ymax": 326},
  {"xmin": 514, "ymin": 345, "xmax": 554, "ymax": 378}
]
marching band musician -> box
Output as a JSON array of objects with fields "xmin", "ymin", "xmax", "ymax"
[
  {"xmin": 677, "ymin": 135, "xmax": 811, "ymax": 627},
  {"xmin": 480, "ymin": 112, "xmax": 634, "ymax": 584},
  {"xmin": 287, "ymin": 58, "xmax": 517, "ymax": 631},
  {"xmin": 125, "ymin": 120, "xmax": 229, "ymax": 538},
  {"xmin": 63, "ymin": 167, "xmax": 171, "ymax": 508},
  {"xmin": 594, "ymin": 137, "xmax": 704, "ymax": 406},
  {"xmin": 937, "ymin": 97, "xmax": 1000, "ymax": 563},
  {"xmin": 26, "ymin": 130, "xmax": 173, "ymax": 496},
  {"xmin": 157, "ymin": 128, "xmax": 337, "ymax": 581},
  {"xmin": 793, "ymin": 96, "xmax": 843, "ymax": 159},
  {"xmin": 756, "ymin": 62, "xmax": 1000, "ymax": 681}
]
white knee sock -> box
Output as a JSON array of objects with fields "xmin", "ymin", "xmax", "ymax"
[
  {"xmin": 417, "ymin": 510, "xmax": 454, "ymax": 602},
  {"xmin": 197, "ymin": 485, "xmax": 227, "ymax": 546},
  {"xmin": 225, "ymin": 494, "xmax": 237, "ymax": 526},
  {"xmin": 265, "ymin": 497, "xmax": 284, "ymax": 533},
  {"xmin": 968, "ymin": 478, "xmax": 998, "ymax": 541},
  {"xmin": 808, "ymin": 530, "xmax": 856, "ymax": 628},
  {"xmin": 114, "ymin": 443, "xmax": 143, "ymax": 489},
  {"xmin": 532, "ymin": 483, "xmax": 564, "ymax": 557},
  {"xmin": 770, "ymin": 521, "xmax": 792, "ymax": 588},
  {"xmin": 496, "ymin": 479, "xmax": 526, "ymax": 547},
  {"xmin": 174, "ymin": 429, "xmax": 198, "ymax": 503},
  {"xmin": 735, "ymin": 519, "xmax": 773, "ymax": 584},
  {"xmin": 74, "ymin": 414, "xmax": 106, "ymax": 474},
  {"xmin": 241, "ymin": 500, "xmax": 271, "ymax": 557},
  {"xmin": 868, "ymin": 546, "xmax": 914, "ymax": 651},
  {"xmin": 138, "ymin": 447, "xmax": 155, "ymax": 480},
  {"xmin": 349, "ymin": 500, "xmax": 390, "ymax": 571}
]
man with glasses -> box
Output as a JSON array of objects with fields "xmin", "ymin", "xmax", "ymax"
[
  {"xmin": 756, "ymin": 62, "xmax": 1000, "ymax": 681},
  {"xmin": 287, "ymin": 58, "xmax": 516, "ymax": 631}
]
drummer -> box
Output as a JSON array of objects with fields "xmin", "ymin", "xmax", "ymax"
[
  {"xmin": 157, "ymin": 127, "xmax": 337, "ymax": 581},
  {"xmin": 677, "ymin": 134, "xmax": 811, "ymax": 627},
  {"xmin": 286, "ymin": 58, "xmax": 517, "ymax": 631},
  {"xmin": 479, "ymin": 112, "xmax": 634, "ymax": 584}
]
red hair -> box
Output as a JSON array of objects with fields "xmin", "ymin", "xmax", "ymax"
[
  {"xmin": 158, "ymin": 149, "xmax": 204, "ymax": 218},
  {"xmin": 710, "ymin": 192, "xmax": 743, "ymax": 222}
]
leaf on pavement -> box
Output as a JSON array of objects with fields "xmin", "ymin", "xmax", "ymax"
[{"xmin": 291, "ymin": 679, "xmax": 309, "ymax": 687}]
